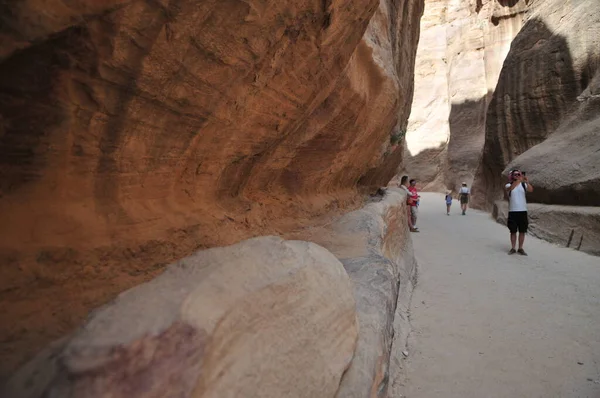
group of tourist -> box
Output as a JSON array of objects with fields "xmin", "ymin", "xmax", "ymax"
[
  {"xmin": 399, "ymin": 169, "xmax": 534, "ymax": 255},
  {"xmin": 445, "ymin": 183, "xmax": 471, "ymax": 216}
]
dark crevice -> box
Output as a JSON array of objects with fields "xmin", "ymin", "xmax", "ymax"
[
  {"xmin": 321, "ymin": 0, "xmax": 332, "ymax": 29},
  {"xmin": 0, "ymin": 25, "xmax": 92, "ymax": 194},
  {"xmin": 475, "ymin": 0, "xmax": 483, "ymax": 13}
]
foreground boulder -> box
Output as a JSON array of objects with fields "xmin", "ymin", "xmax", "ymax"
[
  {"xmin": 291, "ymin": 188, "xmax": 417, "ymax": 397},
  {"xmin": 2, "ymin": 237, "xmax": 358, "ymax": 398},
  {"xmin": 4, "ymin": 187, "xmax": 418, "ymax": 397}
]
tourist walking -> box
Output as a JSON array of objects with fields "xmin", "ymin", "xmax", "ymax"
[
  {"xmin": 445, "ymin": 190, "xmax": 452, "ymax": 215},
  {"xmin": 458, "ymin": 182, "xmax": 470, "ymax": 215},
  {"xmin": 505, "ymin": 170, "xmax": 534, "ymax": 255}
]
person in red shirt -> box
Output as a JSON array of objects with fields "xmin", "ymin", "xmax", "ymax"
[
  {"xmin": 399, "ymin": 175, "xmax": 419, "ymax": 232},
  {"xmin": 408, "ymin": 179, "xmax": 420, "ymax": 230}
]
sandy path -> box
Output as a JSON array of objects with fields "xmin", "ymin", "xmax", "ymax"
[{"xmin": 404, "ymin": 193, "xmax": 600, "ymax": 398}]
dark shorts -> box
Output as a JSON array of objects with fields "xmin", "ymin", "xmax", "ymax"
[
  {"xmin": 507, "ymin": 211, "xmax": 528, "ymax": 233},
  {"xmin": 460, "ymin": 194, "xmax": 469, "ymax": 204}
]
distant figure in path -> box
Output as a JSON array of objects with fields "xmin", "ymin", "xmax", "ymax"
[
  {"xmin": 505, "ymin": 170, "xmax": 534, "ymax": 255},
  {"xmin": 458, "ymin": 182, "xmax": 470, "ymax": 215},
  {"xmin": 400, "ymin": 175, "xmax": 419, "ymax": 232},
  {"xmin": 408, "ymin": 179, "xmax": 420, "ymax": 229},
  {"xmin": 445, "ymin": 190, "xmax": 452, "ymax": 215}
]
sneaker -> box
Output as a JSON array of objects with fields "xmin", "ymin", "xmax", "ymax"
[
  {"xmin": 508, "ymin": 248, "xmax": 516, "ymax": 255},
  {"xmin": 410, "ymin": 228, "xmax": 420, "ymax": 233},
  {"xmin": 517, "ymin": 249, "xmax": 528, "ymax": 256},
  {"xmin": 462, "ymin": 211, "xmax": 466, "ymax": 215}
]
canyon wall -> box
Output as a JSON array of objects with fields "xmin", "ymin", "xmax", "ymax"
[
  {"xmin": 403, "ymin": 0, "xmax": 600, "ymax": 254},
  {"xmin": 473, "ymin": 0, "xmax": 600, "ymax": 208},
  {"xmin": 3, "ymin": 189, "xmax": 417, "ymax": 398},
  {"xmin": 472, "ymin": 0, "xmax": 600, "ymax": 254},
  {"xmin": 0, "ymin": 0, "xmax": 424, "ymax": 381},
  {"xmin": 404, "ymin": 0, "xmax": 527, "ymax": 191}
]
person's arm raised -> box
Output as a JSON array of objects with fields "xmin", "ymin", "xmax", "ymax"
[{"xmin": 524, "ymin": 177, "xmax": 534, "ymax": 192}]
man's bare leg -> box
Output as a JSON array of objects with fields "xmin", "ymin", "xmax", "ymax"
[
  {"xmin": 510, "ymin": 233, "xmax": 517, "ymax": 249},
  {"xmin": 518, "ymin": 232, "xmax": 526, "ymax": 250}
]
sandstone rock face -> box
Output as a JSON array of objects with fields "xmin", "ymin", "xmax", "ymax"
[
  {"xmin": 473, "ymin": 0, "xmax": 600, "ymax": 210},
  {"xmin": 0, "ymin": 0, "xmax": 424, "ymax": 377},
  {"xmin": 292, "ymin": 188, "xmax": 417, "ymax": 397},
  {"xmin": 5, "ymin": 189, "xmax": 419, "ymax": 397},
  {"xmin": 2, "ymin": 237, "xmax": 358, "ymax": 398},
  {"xmin": 404, "ymin": 0, "xmax": 527, "ymax": 191}
]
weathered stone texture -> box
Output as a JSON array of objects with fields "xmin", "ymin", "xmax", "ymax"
[
  {"xmin": 0, "ymin": 0, "xmax": 424, "ymax": 377},
  {"xmin": 405, "ymin": 0, "xmax": 527, "ymax": 191},
  {"xmin": 473, "ymin": 0, "xmax": 600, "ymax": 209}
]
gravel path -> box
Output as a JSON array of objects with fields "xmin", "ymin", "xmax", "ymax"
[{"xmin": 404, "ymin": 193, "xmax": 600, "ymax": 398}]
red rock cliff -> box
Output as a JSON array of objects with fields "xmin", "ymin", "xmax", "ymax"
[{"xmin": 0, "ymin": 0, "xmax": 424, "ymax": 378}]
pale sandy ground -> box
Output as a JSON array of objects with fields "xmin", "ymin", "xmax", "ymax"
[{"xmin": 404, "ymin": 193, "xmax": 600, "ymax": 398}]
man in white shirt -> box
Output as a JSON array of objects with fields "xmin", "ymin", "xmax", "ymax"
[
  {"xmin": 458, "ymin": 182, "xmax": 470, "ymax": 215},
  {"xmin": 505, "ymin": 169, "xmax": 534, "ymax": 255}
]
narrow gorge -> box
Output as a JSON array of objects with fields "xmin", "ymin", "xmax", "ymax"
[
  {"xmin": 1, "ymin": 0, "xmax": 599, "ymax": 396},
  {"xmin": 406, "ymin": 0, "xmax": 600, "ymax": 255}
]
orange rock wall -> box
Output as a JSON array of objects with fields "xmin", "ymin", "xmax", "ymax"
[{"xmin": 0, "ymin": 0, "xmax": 424, "ymax": 379}]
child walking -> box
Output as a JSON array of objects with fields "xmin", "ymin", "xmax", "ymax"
[{"xmin": 445, "ymin": 191, "xmax": 452, "ymax": 215}]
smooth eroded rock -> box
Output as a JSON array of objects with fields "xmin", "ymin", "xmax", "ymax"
[
  {"xmin": 2, "ymin": 237, "xmax": 358, "ymax": 398},
  {"xmin": 292, "ymin": 189, "xmax": 417, "ymax": 397}
]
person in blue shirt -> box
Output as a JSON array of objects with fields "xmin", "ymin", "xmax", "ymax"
[{"xmin": 445, "ymin": 191, "xmax": 452, "ymax": 215}]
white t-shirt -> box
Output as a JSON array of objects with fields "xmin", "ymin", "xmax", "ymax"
[
  {"xmin": 505, "ymin": 182, "xmax": 528, "ymax": 212},
  {"xmin": 459, "ymin": 187, "xmax": 470, "ymax": 195}
]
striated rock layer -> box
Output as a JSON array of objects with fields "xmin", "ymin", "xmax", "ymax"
[
  {"xmin": 4, "ymin": 189, "xmax": 417, "ymax": 397},
  {"xmin": 404, "ymin": 0, "xmax": 527, "ymax": 191},
  {"xmin": 0, "ymin": 0, "xmax": 424, "ymax": 377},
  {"xmin": 472, "ymin": 0, "xmax": 600, "ymax": 210}
]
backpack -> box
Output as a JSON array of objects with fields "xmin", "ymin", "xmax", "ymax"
[{"xmin": 507, "ymin": 182, "xmax": 527, "ymax": 199}]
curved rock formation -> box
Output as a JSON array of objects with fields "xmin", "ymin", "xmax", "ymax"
[
  {"xmin": 2, "ymin": 237, "xmax": 359, "ymax": 398},
  {"xmin": 295, "ymin": 188, "xmax": 416, "ymax": 397},
  {"xmin": 404, "ymin": 0, "xmax": 527, "ymax": 191},
  {"xmin": 4, "ymin": 189, "xmax": 417, "ymax": 397},
  {"xmin": 0, "ymin": 0, "xmax": 424, "ymax": 382},
  {"xmin": 472, "ymin": 0, "xmax": 600, "ymax": 209}
]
